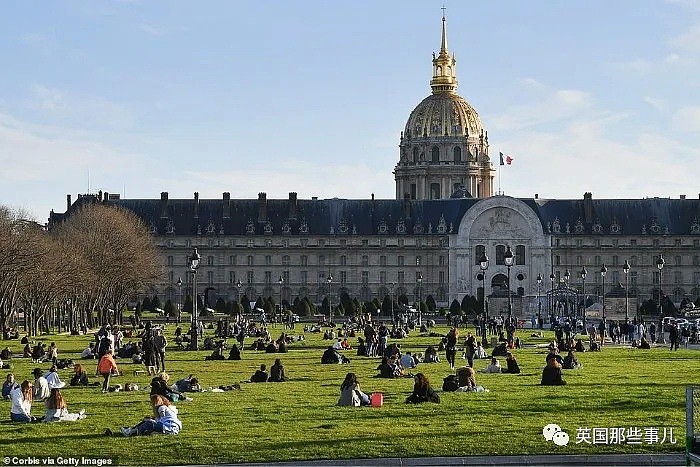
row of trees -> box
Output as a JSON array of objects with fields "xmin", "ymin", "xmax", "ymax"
[{"xmin": 0, "ymin": 203, "xmax": 162, "ymax": 338}]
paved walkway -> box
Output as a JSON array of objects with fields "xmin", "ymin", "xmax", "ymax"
[{"xmin": 226, "ymin": 453, "xmax": 686, "ymax": 466}]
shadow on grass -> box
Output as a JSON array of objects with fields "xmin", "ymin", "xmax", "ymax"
[{"xmin": 0, "ymin": 432, "xmax": 107, "ymax": 445}]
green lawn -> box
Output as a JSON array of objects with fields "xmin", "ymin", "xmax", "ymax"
[{"xmin": 0, "ymin": 323, "xmax": 696, "ymax": 465}]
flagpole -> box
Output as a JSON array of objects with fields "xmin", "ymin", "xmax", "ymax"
[{"xmin": 498, "ymin": 161, "xmax": 502, "ymax": 195}]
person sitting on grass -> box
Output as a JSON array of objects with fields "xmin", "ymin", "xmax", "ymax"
[
  {"xmin": 574, "ymin": 339, "xmax": 586, "ymax": 353},
  {"xmin": 268, "ymin": 359, "xmax": 287, "ymax": 382},
  {"xmin": 150, "ymin": 373, "xmax": 190, "ymax": 402},
  {"xmin": 501, "ymin": 353, "xmax": 521, "ymax": 374},
  {"xmin": 541, "ymin": 356, "xmax": 567, "ymax": 386},
  {"xmin": 337, "ymin": 372, "xmax": 370, "ymax": 406},
  {"xmin": 228, "ymin": 344, "xmax": 241, "ymax": 360},
  {"xmin": 107, "ymin": 394, "xmax": 182, "ymax": 437},
  {"xmin": 562, "ymin": 350, "xmax": 582, "ymax": 370},
  {"xmin": 484, "ymin": 357, "xmax": 502, "ymax": 373},
  {"xmin": 424, "ymin": 345, "xmax": 440, "ymax": 363},
  {"xmin": 70, "ymin": 364, "xmax": 89, "ymax": 387},
  {"xmin": 321, "ymin": 346, "xmax": 349, "ymax": 364},
  {"xmin": 32, "ymin": 368, "xmax": 50, "ymax": 401},
  {"xmin": 545, "ymin": 348, "xmax": 564, "ymax": 366},
  {"xmin": 44, "ymin": 365, "xmax": 66, "ymax": 390},
  {"xmin": 639, "ymin": 336, "xmax": 651, "ymax": 349},
  {"xmin": 456, "ymin": 366, "xmax": 487, "ymax": 392},
  {"xmin": 405, "ymin": 373, "xmax": 440, "ymax": 404},
  {"xmin": 250, "ymin": 364, "xmax": 269, "ymax": 383},
  {"xmin": 10, "ymin": 380, "xmax": 37, "ymax": 422},
  {"xmin": 3, "ymin": 374, "xmax": 17, "ymax": 400},
  {"xmin": 23, "ymin": 343, "xmax": 32, "ymax": 358},
  {"xmin": 400, "ymin": 352, "xmax": 417, "ymax": 371},
  {"xmin": 376, "ymin": 356, "xmax": 404, "ymax": 378},
  {"xmin": 81, "ymin": 343, "xmax": 95, "ymax": 359},
  {"xmin": 44, "ymin": 388, "xmax": 86, "ymax": 422},
  {"xmin": 175, "ymin": 375, "xmax": 202, "ymax": 393},
  {"xmin": 475, "ymin": 342, "xmax": 487, "ymax": 359}
]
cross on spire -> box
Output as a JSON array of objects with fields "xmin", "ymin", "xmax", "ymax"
[{"xmin": 441, "ymin": 5, "xmax": 446, "ymax": 19}]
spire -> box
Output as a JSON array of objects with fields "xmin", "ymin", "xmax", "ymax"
[{"xmin": 430, "ymin": 9, "xmax": 457, "ymax": 94}]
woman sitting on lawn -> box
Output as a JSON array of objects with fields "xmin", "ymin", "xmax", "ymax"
[
  {"xmin": 501, "ymin": 353, "xmax": 521, "ymax": 374},
  {"xmin": 107, "ymin": 395, "xmax": 182, "ymax": 437},
  {"xmin": 405, "ymin": 373, "xmax": 440, "ymax": 404},
  {"xmin": 10, "ymin": 380, "xmax": 37, "ymax": 422},
  {"xmin": 44, "ymin": 388, "xmax": 86, "ymax": 422},
  {"xmin": 268, "ymin": 359, "xmax": 287, "ymax": 382},
  {"xmin": 424, "ymin": 345, "xmax": 440, "ymax": 363},
  {"xmin": 541, "ymin": 356, "xmax": 567, "ymax": 386},
  {"xmin": 69, "ymin": 364, "xmax": 89, "ymax": 386},
  {"xmin": 455, "ymin": 366, "xmax": 486, "ymax": 392},
  {"xmin": 337, "ymin": 372, "xmax": 370, "ymax": 406},
  {"xmin": 562, "ymin": 350, "xmax": 581, "ymax": 370}
]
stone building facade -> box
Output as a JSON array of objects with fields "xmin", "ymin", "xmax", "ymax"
[{"xmin": 49, "ymin": 16, "xmax": 700, "ymax": 319}]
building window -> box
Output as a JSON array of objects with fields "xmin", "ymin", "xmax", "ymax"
[
  {"xmin": 675, "ymin": 239, "xmax": 682, "ymax": 246},
  {"xmin": 516, "ymin": 245, "xmax": 525, "ymax": 265},
  {"xmin": 675, "ymin": 271, "xmax": 682, "ymax": 284},
  {"xmin": 362, "ymin": 240, "xmax": 369, "ymax": 247},
  {"xmin": 630, "ymin": 271, "xmax": 638, "ymax": 286},
  {"xmin": 319, "ymin": 255, "xmax": 326, "ymax": 265},
  {"xmin": 340, "ymin": 271, "xmax": 347, "ymax": 284},
  {"xmin": 431, "ymin": 146, "xmax": 439, "ymax": 163},
  {"xmin": 247, "ymin": 271, "xmax": 254, "ymax": 284},
  {"xmin": 300, "ymin": 271, "xmax": 308, "ymax": 284},
  {"xmin": 229, "ymin": 255, "xmax": 236, "ymax": 266},
  {"xmin": 439, "ymin": 256, "xmax": 445, "ymax": 266},
  {"xmin": 412, "ymin": 147, "xmax": 419, "ymax": 163},
  {"xmin": 611, "ymin": 271, "xmax": 619, "ymax": 284},
  {"xmin": 630, "ymin": 239, "xmax": 637, "ymax": 246},
  {"xmin": 398, "ymin": 256, "xmax": 405, "ymax": 266},
  {"xmin": 247, "ymin": 255, "xmax": 254, "ymax": 266},
  {"xmin": 265, "ymin": 255, "xmax": 272, "ymax": 266},
  {"xmin": 247, "ymin": 239, "xmax": 254, "ymax": 248},
  {"xmin": 453, "ymin": 146, "xmax": 461, "ymax": 163},
  {"xmin": 612, "ymin": 256, "xmax": 618, "ymax": 267},
  {"xmin": 282, "ymin": 255, "xmax": 290, "ymax": 266},
  {"xmin": 265, "ymin": 271, "xmax": 272, "ymax": 285},
  {"xmin": 653, "ymin": 271, "xmax": 660, "ymax": 284},
  {"xmin": 653, "ymin": 239, "xmax": 659, "ymax": 248},
  {"xmin": 380, "ymin": 256, "xmax": 387, "ymax": 267},
  {"xmin": 555, "ymin": 255, "xmax": 560, "ymax": 266},
  {"xmin": 207, "ymin": 271, "xmax": 214, "ymax": 285},
  {"xmin": 594, "ymin": 255, "xmax": 601, "ymax": 266},
  {"xmin": 380, "ymin": 271, "xmax": 386, "ymax": 284},
  {"xmin": 631, "ymin": 256, "xmax": 637, "ymax": 267},
  {"xmin": 475, "ymin": 245, "xmax": 485, "ymax": 265},
  {"xmin": 430, "ymin": 183, "xmax": 440, "ymax": 200},
  {"xmin": 340, "ymin": 255, "xmax": 347, "ymax": 266},
  {"xmin": 167, "ymin": 256, "xmax": 173, "ymax": 266},
  {"xmin": 362, "ymin": 255, "xmax": 369, "ymax": 267},
  {"xmin": 207, "ymin": 256, "xmax": 214, "ymax": 266},
  {"xmin": 495, "ymin": 245, "xmax": 506, "ymax": 265},
  {"xmin": 398, "ymin": 271, "xmax": 405, "ymax": 284},
  {"xmin": 168, "ymin": 271, "xmax": 174, "ymax": 283},
  {"xmin": 675, "ymin": 256, "xmax": 682, "ymax": 266},
  {"xmin": 398, "ymin": 239, "xmax": 404, "ymax": 247},
  {"xmin": 416, "ymin": 256, "xmax": 422, "ymax": 266},
  {"xmin": 229, "ymin": 271, "xmax": 236, "ymax": 284},
  {"xmin": 576, "ymin": 255, "xmax": 582, "ymax": 266},
  {"xmin": 439, "ymin": 271, "xmax": 445, "ymax": 284},
  {"xmin": 301, "ymin": 255, "xmax": 308, "ymax": 266},
  {"xmin": 362, "ymin": 271, "xmax": 369, "ymax": 285}
]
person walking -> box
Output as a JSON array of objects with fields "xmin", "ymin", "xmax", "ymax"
[
  {"xmin": 154, "ymin": 329, "xmax": 168, "ymax": 373},
  {"xmin": 97, "ymin": 350, "xmax": 119, "ymax": 393}
]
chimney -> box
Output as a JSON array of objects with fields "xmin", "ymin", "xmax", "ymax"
[
  {"xmin": 258, "ymin": 192, "xmax": 267, "ymax": 221},
  {"xmin": 534, "ymin": 193, "xmax": 538, "ymax": 199},
  {"xmin": 680, "ymin": 194, "xmax": 686, "ymax": 200},
  {"xmin": 104, "ymin": 192, "xmax": 110, "ymax": 202},
  {"xmin": 160, "ymin": 192, "xmax": 169, "ymax": 218},
  {"xmin": 288, "ymin": 192, "xmax": 298, "ymax": 219},
  {"xmin": 194, "ymin": 192, "xmax": 199, "ymax": 219},
  {"xmin": 98, "ymin": 190, "xmax": 103, "ymax": 201},
  {"xmin": 223, "ymin": 192, "xmax": 231, "ymax": 219},
  {"xmin": 371, "ymin": 193, "xmax": 375, "ymax": 200},
  {"xmin": 583, "ymin": 192, "xmax": 593, "ymax": 223},
  {"xmin": 403, "ymin": 192, "xmax": 411, "ymax": 218},
  {"xmin": 312, "ymin": 196, "xmax": 318, "ymax": 201},
  {"xmin": 67, "ymin": 194, "xmax": 72, "ymax": 211}
]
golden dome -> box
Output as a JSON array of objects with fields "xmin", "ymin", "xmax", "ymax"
[{"xmin": 404, "ymin": 92, "xmax": 483, "ymax": 139}]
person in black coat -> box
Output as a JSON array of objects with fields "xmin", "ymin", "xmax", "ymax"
[
  {"xmin": 250, "ymin": 364, "xmax": 268, "ymax": 383},
  {"xmin": 405, "ymin": 373, "xmax": 440, "ymax": 404},
  {"xmin": 501, "ymin": 353, "xmax": 521, "ymax": 374},
  {"xmin": 541, "ymin": 357, "xmax": 566, "ymax": 386}
]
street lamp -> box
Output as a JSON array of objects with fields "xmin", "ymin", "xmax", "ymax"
[
  {"xmin": 327, "ymin": 274, "xmax": 333, "ymax": 320},
  {"xmin": 236, "ymin": 279, "xmax": 242, "ymax": 316},
  {"xmin": 504, "ymin": 246, "xmax": 514, "ymax": 325},
  {"xmin": 580, "ymin": 267, "xmax": 587, "ymax": 332},
  {"xmin": 549, "ymin": 272, "xmax": 555, "ymax": 324},
  {"xmin": 479, "ymin": 253, "xmax": 489, "ymax": 345},
  {"xmin": 187, "ymin": 247, "xmax": 201, "ymax": 350},
  {"xmin": 278, "ymin": 276, "xmax": 284, "ymax": 324},
  {"xmin": 600, "ymin": 264, "xmax": 607, "ymax": 345},
  {"xmin": 536, "ymin": 274, "xmax": 542, "ymax": 330},
  {"xmin": 176, "ymin": 277, "xmax": 183, "ymax": 323},
  {"xmin": 623, "ymin": 260, "xmax": 630, "ymax": 322},
  {"xmin": 657, "ymin": 254, "xmax": 665, "ymax": 343},
  {"xmin": 390, "ymin": 282, "xmax": 396, "ymax": 324},
  {"xmin": 417, "ymin": 272, "xmax": 423, "ymax": 326},
  {"xmin": 564, "ymin": 269, "xmax": 571, "ymax": 318}
]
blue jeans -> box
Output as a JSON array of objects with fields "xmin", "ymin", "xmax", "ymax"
[
  {"xmin": 11, "ymin": 412, "xmax": 34, "ymax": 422},
  {"xmin": 133, "ymin": 418, "xmax": 164, "ymax": 435}
]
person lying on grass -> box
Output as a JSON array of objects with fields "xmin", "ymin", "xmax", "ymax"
[
  {"xmin": 405, "ymin": 373, "xmax": 440, "ymax": 404},
  {"xmin": 337, "ymin": 372, "xmax": 370, "ymax": 406},
  {"xmin": 106, "ymin": 394, "xmax": 182, "ymax": 437}
]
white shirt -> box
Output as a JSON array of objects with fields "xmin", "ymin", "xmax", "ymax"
[
  {"xmin": 10, "ymin": 387, "xmax": 31, "ymax": 417},
  {"xmin": 44, "ymin": 371, "xmax": 66, "ymax": 390},
  {"xmin": 33, "ymin": 377, "xmax": 50, "ymax": 400},
  {"xmin": 332, "ymin": 341, "xmax": 343, "ymax": 350}
]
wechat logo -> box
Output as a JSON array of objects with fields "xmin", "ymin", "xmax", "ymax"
[{"xmin": 543, "ymin": 423, "xmax": 570, "ymax": 446}]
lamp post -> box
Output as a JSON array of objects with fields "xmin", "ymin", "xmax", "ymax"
[
  {"xmin": 580, "ymin": 267, "xmax": 587, "ymax": 332},
  {"xmin": 536, "ymin": 274, "xmax": 542, "ymax": 330},
  {"xmin": 327, "ymin": 274, "xmax": 333, "ymax": 320},
  {"xmin": 417, "ymin": 272, "xmax": 423, "ymax": 326},
  {"xmin": 176, "ymin": 277, "xmax": 182, "ymax": 323},
  {"xmin": 657, "ymin": 254, "xmax": 665, "ymax": 343},
  {"xmin": 479, "ymin": 253, "xmax": 489, "ymax": 346},
  {"xmin": 564, "ymin": 269, "xmax": 571, "ymax": 318},
  {"xmin": 623, "ymin": 260, "xmax": 630, "ymax": 322},
  {"xmin": 187, "ymin": 247, "xmax": 201, "ymax": 350},
  {"xmin": 549, "ymin": 272, "xmax": 555, "ymax": 325},
  {"xmin": 600, "ymin": 264, "xmax": 607, "ymax": 344},
  {"xmin": 504, "ymin": 246, "xmax": 514, "ymax": 325},
  {"xmin": 390, "ymin": 282, "xmax": 396, "ymax": 325},
  {"xmin": 278, "ymin": 276, "xmax": 284, "ymax": 324},
  {"xmin": 236, "ymin": 279, "xmax": 242, "ymax": 317}
]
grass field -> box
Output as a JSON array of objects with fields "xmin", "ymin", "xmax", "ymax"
[{"xmin": 0, "ymin": 321, "xmax": 697, "ymax": 465}]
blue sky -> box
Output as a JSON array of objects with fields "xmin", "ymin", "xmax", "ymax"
[{"xmin": 1, "ymin": 0, "xmax": 699, "ymax": 221}]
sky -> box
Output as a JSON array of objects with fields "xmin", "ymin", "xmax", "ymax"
[{"xmin": 1, "ymin": 0, "xmax": 699, "ymax": 222}]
